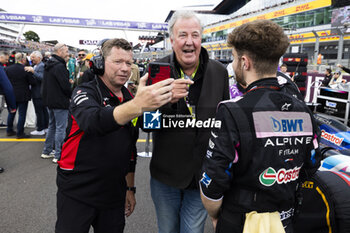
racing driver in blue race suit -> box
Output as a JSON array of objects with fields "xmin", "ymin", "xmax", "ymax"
[{"xmin": 199, "ymin": 20, "xmax": 321, "ymax": 233}]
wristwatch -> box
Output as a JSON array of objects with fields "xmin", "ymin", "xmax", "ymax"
[{"xmin": 126, "ymin": 186, "xmax": 136, "ymax": 193}]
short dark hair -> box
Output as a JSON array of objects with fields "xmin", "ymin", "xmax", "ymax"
[
  {"xmin": 101, "ymin": 38, "xmax": 132, "ymax": 59},
  {"xmin": 281, "ymin": 63, "xmax": 287, "ymax": 68},
  {"xmin": 326, "ymin": 68, "xmax": 332, "ymax": 74},
  {"xmin": 227, "ymin": 20, "xmax": 290, "ymax": 76}
]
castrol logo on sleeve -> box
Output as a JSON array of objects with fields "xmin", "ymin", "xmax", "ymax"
[{"xmin": 259, "ymin": 166, "xmax": 301, "ymax": 186}]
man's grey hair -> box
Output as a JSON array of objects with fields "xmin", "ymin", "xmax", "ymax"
[
  {"xmin": 15, "ymin": 52, "xmax": 25, "ymax": 63},
  {"xmin": 31, "ymin": 50, "xmax": 43, "ymax": 59},
  {"xmin": 45, "ymin": 51, "xmax": 51, "ymax": 57},
  {"xmin": 53, "ymin": 43, "xmax": 67, "ymax": 54},
  {"xmin": 168, "ymin": 10, "xmax": 202, "ymax": 38}
]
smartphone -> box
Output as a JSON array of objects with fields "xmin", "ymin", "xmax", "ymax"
[{"xmin": 147, "ymin": 62, "xmax": 172, "ymax": 85}]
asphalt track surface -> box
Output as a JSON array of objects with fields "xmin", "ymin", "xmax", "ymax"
[{"xmin": 0, "ymin": 127, "xmax": 214, "ymax": 233}]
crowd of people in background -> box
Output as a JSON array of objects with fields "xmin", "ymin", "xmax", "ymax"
[
  {"xmin": 0, "ymin": 45, "xmax": 148, "ymax": 175},
  {"xmin": 0, "ymin": 38, "xmax": 54, "ymax": 53},
  {"xmin": 278, "ymin": 61, "xmax": 350, "ymax": 90},
  {"xmin": 0, "ymin": 48, "xmax": 147, "ymax": 136},
  {"xmin": 319, "ymin": 64, "xmax": 350, "ymax": 88}
]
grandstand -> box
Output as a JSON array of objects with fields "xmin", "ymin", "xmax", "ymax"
[
  {"xmin": 201, "ymin": 0, "xmax": 350, "ymax": 70},
  {"xmin": 0, "ymin": 8, "xmax": 20, "ymax": 41},
  {"xmin": 0, "ymin": 8, "xmax": 79, "ymax": 53},
  {"xmin": 0, "ymin": 8, "xmax": 24, "ymax": 51},
  {"xmin": 134, "ymin": 0, "xmax": 350, "ymax": 71},
  {"xmin": 2, "ymin": 0, "xmax": 350, "ymax": 65},
  {"xmin": 0, "ymin": 8, "xmax": 53, "ymax": 53}
]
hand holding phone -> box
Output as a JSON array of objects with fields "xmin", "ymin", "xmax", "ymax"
[{"xmin": 133, "ymin": 73, "xmax": 174, "ymax": 112}]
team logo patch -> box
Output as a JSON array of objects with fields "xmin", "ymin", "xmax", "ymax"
[
  {"xmin": 326, "ymin": 100, "xmax": 337, "ymax": 108},
  {"xmin": 253, "ymin": 111, "xmax": 313, "ymax": 138},
  {"xmin": 271, "ymin": 117, "xmax": 304, "ymax": 132},
  {"xmin": 281, "ymin": 103, "xmax": 291, "ymax": 111},
  {"xmin": 259, "ymin": 167, "xmax": 277, "ymax": 186},
  {"xmin": 200, "ymin": 172, "xmax": 212, "ymax": 188},
  {"xmin": 259, "ymin": 166, "xmax": 301, "ymax": 187},
  {"xmin": 73, "ymin": 91, "xmax": 88, "ymax": 105}
]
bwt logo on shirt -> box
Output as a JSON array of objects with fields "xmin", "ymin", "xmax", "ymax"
[
  {"xmin": 143, "ymin": 110, "xmax": 161, "ymax": 129},
  {"xmin": 271, "ymin": 117, "xmax": 304, "ymax": 132}
]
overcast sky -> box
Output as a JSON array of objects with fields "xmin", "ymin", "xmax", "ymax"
[{"xmin": 3, "ymin": 0, "xmax": 221, "ymax": 50}]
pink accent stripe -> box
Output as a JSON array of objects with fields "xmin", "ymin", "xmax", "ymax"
[
  {"xmin": 256, "ymin": 131, "xmax": 313, "ymax": 138},
  {"xmin": 233, "ymin": 150, "xmax": 239, "ymax": 163},
  {"xmin": 313, "ymin": 136, "xmax": 319, "ymax": 149}
]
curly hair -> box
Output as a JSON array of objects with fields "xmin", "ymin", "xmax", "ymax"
[{"xmin": 227, "ymin": 20, "xmax": 290, "ymax": 76}]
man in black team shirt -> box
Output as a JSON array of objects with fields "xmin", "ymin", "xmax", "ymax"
[
  {"xmin": 322, "ymin": 68, "xmax": 332, "ymax": 87},
  {"xmin": 200, "ymin": 20, "xmax": 321, "ymax": 233},
  {"xmin": 55, "ymin": 38, "xmax": 174, "ymax": 233}
]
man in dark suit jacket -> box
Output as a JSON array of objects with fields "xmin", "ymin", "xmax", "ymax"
[
  {"xmin": 25, "ymin": 51, "xmax": 48, "ymax": 136},
  {"xmin": 5, "ymin": 53, "xmax": 36, "ymax": 138}
]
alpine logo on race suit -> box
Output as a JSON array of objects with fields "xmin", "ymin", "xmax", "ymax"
[{"xmin": 259, "ymin": 166, "xmax": 301, "ymax": 186}]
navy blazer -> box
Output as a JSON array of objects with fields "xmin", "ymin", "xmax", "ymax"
[{"xmin": 5, "ymin": 63, "xmax": 36, "ymax": 102}]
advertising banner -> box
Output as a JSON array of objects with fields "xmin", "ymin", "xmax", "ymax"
[
  {"xmin": 79, "ymin": 40, "xmax": 98, "ymax": 45},
  {"xmin": 0, "ymin": 13, "xmax": 168, "ymax": 31},
  {"xmin": 203, "ymin": 0, "xmax": 331, "ymax": 34},
  {"xmin": 331, "ymin": 6, "xmax": 350, "ymax": 33}
]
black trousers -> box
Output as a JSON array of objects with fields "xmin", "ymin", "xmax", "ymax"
[
  {"xmin": 55, "ymin": 191, "xmax": 125, "ymax": 233},
  {"xmin": 32, "ymin": 98, "xmax": 49, "ymax": 131}
]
